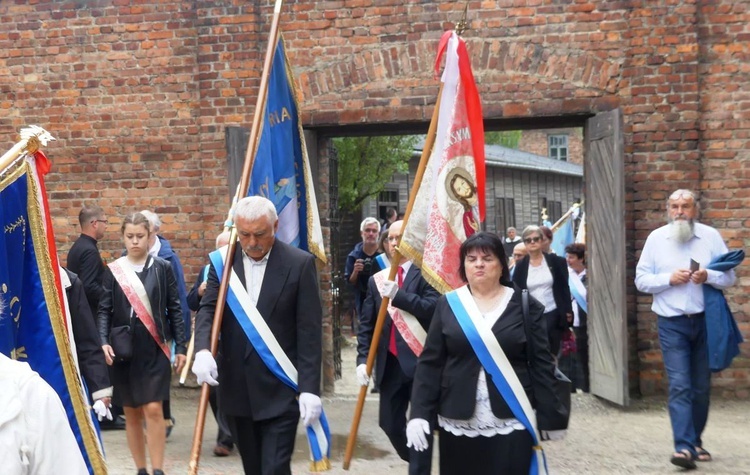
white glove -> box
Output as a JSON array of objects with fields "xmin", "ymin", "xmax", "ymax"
[
  {"xmin": 92, "ymin": 400, "xmax": 112, "ymax": 421},
  {"xmin": 192, "ymin": 350, "xmax": 219, "ymax": 386},
  {"xmin": 541, "ymin": 429, "xmax": 567, "ymax": 441},
  {"xmin": 406, "ymin": 418, "xmax": 430, "ymax": 452},
  {"xmin": 356, "ymin": 364, "xmax": 370, "ymax": 387},
  {"xmin": 299, "ymin": 392, "xmax": 323, "ymax": 427},
  {"xmin": 378, "ymin": 279, "xmax": 399, "ymax": 300}
]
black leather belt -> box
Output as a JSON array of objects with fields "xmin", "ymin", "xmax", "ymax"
[{"xmin": 680, "ymin": 312, "xmax": 705, "ymax": 318}]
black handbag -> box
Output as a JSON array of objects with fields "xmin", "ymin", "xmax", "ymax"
[
  {"xmin": 109, "ymin": 324, "xmax": 133, "ymax": 362},
  {"xmin": 521, "ymin": 289, "xmax": 571, "ymax": 428}
]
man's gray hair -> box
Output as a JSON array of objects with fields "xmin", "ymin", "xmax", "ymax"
[
  {"xmin": 140, "ymin": 210, "xmax": 161, "ymax": 233},
  {"xmin": 360, "ymin": 217, "xmax": 381, "ymax": 232},
  {"xmin": 667, "ymin": 189, "xmax": 700, "ymax": 213},
  {"xmin": 215, "ymin": 230, "xmax": 232, "ymax": 248},
  {"xmin": 234, "ymin": 196, "xmax": 278, "ymax": 223},
  {"xmin": 507, "ymin": 226, "xmax": 517, "ymax": 233}
]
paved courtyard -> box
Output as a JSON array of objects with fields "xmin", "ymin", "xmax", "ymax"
[{"xmin": 101, "ymin": 340, "xmax": 750, "ymax": 474}]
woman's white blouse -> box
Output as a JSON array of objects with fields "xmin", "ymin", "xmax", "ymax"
[{"xmin": 527, "ymin": 261, "xmax": 557, "ymax": 312}]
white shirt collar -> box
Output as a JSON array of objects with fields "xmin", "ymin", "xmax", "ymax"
[{"xmin": 148, "ymin": 236, "xmax": 161, "ymax": 257}]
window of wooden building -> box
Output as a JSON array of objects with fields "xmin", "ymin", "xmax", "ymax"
[
  {"xmin": 548, "ymin": 134, "xmax": 569, "ymax": 161},
  {"xmin": 495, "ymin": 197, "xmax": 516, "ymax": 233}
]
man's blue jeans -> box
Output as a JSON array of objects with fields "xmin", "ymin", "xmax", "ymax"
[{"xmin": 657, "ymin": 315, "xmax": 711, "ymax": 456}]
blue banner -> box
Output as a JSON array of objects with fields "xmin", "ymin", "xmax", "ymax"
[
  {"xmin": 1, "ymin": 160, "xmax": 105, "ymax": 474},
  {"xmin": 551, "ymin": 215, "xmax": 574, "ymax": 256},
  {"xmin": 247, "ymin": 37, "xmax": 325, "ymax": 262}
]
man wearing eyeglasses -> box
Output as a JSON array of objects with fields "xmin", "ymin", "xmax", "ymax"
[
  {"xmin": 636, "ymin": 189, "xmax": 736, "ymax": 469},
  {"xmin": 67, "ymin": 204, "xmax": 126, "ymax": 431},
  {"xmin": 356, "ymin": 220, "xmax": 439, "ymax": 474},
  {"xmin": 67, "ymin": 205, "xmax": 109, "ymax": 324}
]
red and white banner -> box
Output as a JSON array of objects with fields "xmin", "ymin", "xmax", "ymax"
[{"xmin": 399, "ymin": 31, "xmax": 485, "ymax": 293}]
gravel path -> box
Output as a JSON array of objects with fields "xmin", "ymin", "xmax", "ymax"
[{"xmin": 101, "ymin": 341, "xmax": 750, "ymax": 474}]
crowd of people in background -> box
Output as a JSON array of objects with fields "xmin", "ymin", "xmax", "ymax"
[{"xmin": 4, "ymin": 187, "xmax": 735, "ymax": 474}]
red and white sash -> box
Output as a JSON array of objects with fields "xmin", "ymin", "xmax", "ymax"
[
  {"xmin": 109, "ymin": 257, "xmax": 171, "ymax": 360},
  {"xmin": 373, "ymin": 267, "xmax": 427, "ymax": 356}
]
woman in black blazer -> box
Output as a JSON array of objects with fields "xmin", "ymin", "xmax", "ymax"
[
  {"xmin": 407, "ymin": 232, "xmax": 568, "ymax": 475},
  {"xmin": 98, "ymin": 212, "xmax": 187, "ymax": 475},
  {"xmin": 512, "ymin": 225, "xmax": 573, "ymax": 356}
]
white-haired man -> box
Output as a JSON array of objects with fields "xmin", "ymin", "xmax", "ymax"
[
  {"xmin": 345, "ymin": 217, "xmax": 384, "ymax": 331},
  {"xmin": 356, "ymin": 220, "xmax": 439, "ymax": 474},
  {"xmin": 139, "ymin": 209, "xmax": 191, "ymax": 437},
  {"xmin": 140, "ymin": 210, "xmax": 191, "ymax": 338},
  {"xmin": 192, "ymin": 196, "xmax": 323, "ymax": 474},
  {"xmin": 635, "ymin": 189, "xmax": 736, "ymax": 470}
]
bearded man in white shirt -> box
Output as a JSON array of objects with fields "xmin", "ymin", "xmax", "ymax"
[{"xmin": 635, "ymin": 189, "xmax": 736, "ymax": 470}]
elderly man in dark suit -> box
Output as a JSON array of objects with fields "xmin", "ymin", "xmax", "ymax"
[
  {"xmin": 192, "ymin": 196, "xmax": 323, "ymax": 475},
  {"xmin": 356, "ymin": 220, "xmax": 440, "ymax": 475}
]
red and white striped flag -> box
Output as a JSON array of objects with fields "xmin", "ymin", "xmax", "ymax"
[{"xmin": 399, "ymin": 31, "xmax": 485, "ymax": 294}]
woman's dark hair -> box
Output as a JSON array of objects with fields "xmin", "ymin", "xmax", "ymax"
[
  {"xmin": 458, "ymin": 232, "xmax": 512, "ymax": 285},
  {"xmin": 565, "ymin": 243, "xmax": 586, "ymax": 262},
  {"xmin": 539, "ymin": 225, "xmax": 553, "ymax": 241}
]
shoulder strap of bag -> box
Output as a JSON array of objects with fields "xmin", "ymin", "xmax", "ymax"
[{"xmin": 521, "ymin": 289, "xmax": 535, "ymax": 364}]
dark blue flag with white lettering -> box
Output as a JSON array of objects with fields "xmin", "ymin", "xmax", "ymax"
[{"xmin": 246, "ymin": 36, "xmax": 325, "ymax": 263}]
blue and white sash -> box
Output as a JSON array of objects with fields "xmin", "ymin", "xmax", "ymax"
[
  {"xmin": 568, "ymin": 269, "xmax": 587, "ymax": 314},
  {"xmin": 446, "ymin": 286, "xmax": 548, "ymax": 475},
  {"xmin": 374, "ymin": 252, "xmax": 390, "ymax": 270},
  {"xmin": 209, "ymin": 248, "xmax": 331, "ymax": 471}
]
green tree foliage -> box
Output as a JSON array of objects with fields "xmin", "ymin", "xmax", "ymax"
[
  {"xmin": 485, "ymin": 130, "xmax": 522, "ymax": 149},
  {"xmin": 335, "ymin": 135, "xmax": 417, "ymax": 214}
]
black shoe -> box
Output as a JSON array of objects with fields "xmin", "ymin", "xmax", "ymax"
[
  {"xmin": 153, "ymin": 470, "xmax": 165, "ymax": 475},
  {"xmin": 101, "ymin": 416, "xmax": 126, "ymax": 431},
  {"xmin": 136, "ymin": 469, "xmax": 148, "ymax": 475},
  {"xmin": 165, "ymin": 416, "xmax": 176, "ymax": 438}
]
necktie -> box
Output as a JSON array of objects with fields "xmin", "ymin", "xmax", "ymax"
[{"xmin": 388, "ymin": 266, "xmax": 404, "ymax": 356}]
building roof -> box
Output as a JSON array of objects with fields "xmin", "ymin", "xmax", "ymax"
[{"xmin": 414, "ymin": 139, "xmax": 583, "ymax": 177}]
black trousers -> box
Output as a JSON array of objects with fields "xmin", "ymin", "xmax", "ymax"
[
  {"xmin": 227, "ymin": 412, "xmax": 298, "ymax": 475},
  {"xmin": 574, "ymin": 325, "xmax": 590, "ymax": 392},
  {"xmin": 209, "ymin": 385, "xmax": 234, "ymax": 448},
  {"xmin": 544, "ymin": 310, "xmax": 564, "ymax": 357},
  {"xmin": 380, "ymin": 352, "xmax": 433, "ymax": 475},
  {"xmin": 439, "ymin": 428, "xmax": 533, "ymax": 475}
]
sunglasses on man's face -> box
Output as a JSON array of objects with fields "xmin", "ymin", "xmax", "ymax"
[{"xmin": 524, "ymin": 236, "xmax": 541, "ymax": 244}]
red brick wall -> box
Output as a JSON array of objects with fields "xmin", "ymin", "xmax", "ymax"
[{"xmin": 1, "ymin": 0, "xmax": 747, "ymax": 396}]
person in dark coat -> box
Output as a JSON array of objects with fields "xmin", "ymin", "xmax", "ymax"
[
  {"xmin": 356, "ymin": 220, "xmax": 439, "ymax": 474},
  {"xmin": 61, "ymin": 267, "xmax": 113, "ymax": 412},
  {"xmin": 66, "ymin": 204, "xmax": 126, "ymax": 430},
  {"xmin": 98, "ymin": 212, "xmax": 187, "ymax": 475},
  {"xmin": 512, "ymin": 225, "xmax": 573, "ymax": 357},
  {"xmin": 139, "ymin": 209, "xmax": 192, "ymax": 437},
  {"xmin": 407, "ymin": 232, "xmax": 568, "ymax": 475},
  {"xmin": 66, "ymin": 204, "xmax": 108, "ymax": 316},
  {"xmin": 192, "ymin": 196, "xmax": 323, "ymax": 475},
  {"xmin": 186, "ymin": 230, "xmax": 235, "ymax": 457}
]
